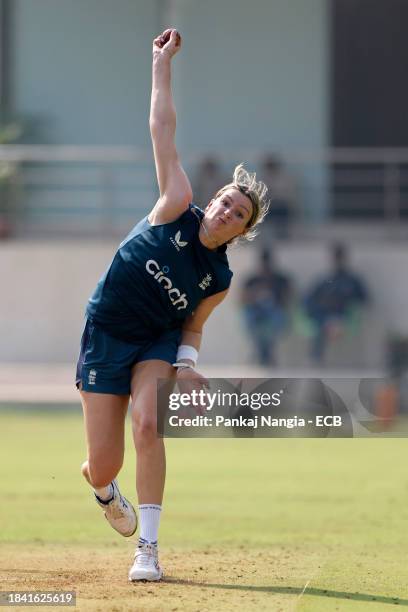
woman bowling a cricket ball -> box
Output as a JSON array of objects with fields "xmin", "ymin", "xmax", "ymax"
[{"xmin": 76, "ymin": 28, "xmax": 269, "ymax": 582}]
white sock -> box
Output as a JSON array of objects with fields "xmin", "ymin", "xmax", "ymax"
[
  {"xmin": 94, "ymin": 483, "xmax": 113, "ymax": 501},
  {"xmin": 138, "ymin": 504, "xmax": 162, "ymax": 544}
]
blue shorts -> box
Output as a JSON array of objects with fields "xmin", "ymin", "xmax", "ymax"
[{"xmin": 75, "ymin": 319, "xmax": 181, "ymax": 395}]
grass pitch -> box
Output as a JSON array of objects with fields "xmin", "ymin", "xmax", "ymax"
[{"xmin": 1, "ymin": 406, "xmax": 408, "ymax": 611}]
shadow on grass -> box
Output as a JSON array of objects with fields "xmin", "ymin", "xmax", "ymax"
[{"xmin": 162, "ymin": 579, "xmax": 406, "ymax": 606}]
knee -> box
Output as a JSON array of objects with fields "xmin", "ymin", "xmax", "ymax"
[
  {"xmin": 132, "ymin": 410, "xmax": 158, "ymax": 447},
  {"xmin": 84, "ymin": 456, "xmax": 123, "ymax": 489}
]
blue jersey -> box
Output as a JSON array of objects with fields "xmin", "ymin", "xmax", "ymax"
[{"xmin": 86, "ymin": 204, "xmax": 233, "ymax": 343}]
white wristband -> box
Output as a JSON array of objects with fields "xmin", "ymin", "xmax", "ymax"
[{"xmin": 176, "ymin": 344, "xmax": 198, "ymax": 366}]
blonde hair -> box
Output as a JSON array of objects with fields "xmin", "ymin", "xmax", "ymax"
[{"xmin": 215, "ymin": 163, "xmax": 269, "ymax": 243}]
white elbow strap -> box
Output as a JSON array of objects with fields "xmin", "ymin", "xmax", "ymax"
[{"xmin": 176, "ymin": 344, "xmax": 198, "ymax": 366}]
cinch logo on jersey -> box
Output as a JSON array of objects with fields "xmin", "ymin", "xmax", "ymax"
[
  {"xmin": 199, "ymin": 273, "xmax": 212, "ymax": 291},
  {"xmin": 145, "ymin": 259, "xmax": 188, "ymax": 310},
  {"xmin": 170, "ymin": 230, "xmax": 188, "ymax": 252}
]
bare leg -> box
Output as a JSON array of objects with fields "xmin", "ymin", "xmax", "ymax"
[
  {"xmin": 130, "ymin": 360, "xmax": 175, "ymax": 504},
  {"xmin": 79, "ymin": 388, "xmax": 129, "ymax": 488}
]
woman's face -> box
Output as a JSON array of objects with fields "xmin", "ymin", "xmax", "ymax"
[{"xmin": 203, "ymin": 187, "xmax": 253, "ymax": 244}]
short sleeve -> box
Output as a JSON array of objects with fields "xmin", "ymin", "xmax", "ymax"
[{"xmin": 215, "ymin": 268, "xmax": 233, "ymax": 293}]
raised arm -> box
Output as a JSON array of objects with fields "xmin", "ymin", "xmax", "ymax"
[{"xmin": 148, "ymin": 29, "xmax": 193, "ymax": 225}]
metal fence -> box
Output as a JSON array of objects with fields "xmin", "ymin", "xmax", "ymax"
[
  {"xmin": 0, "ymin": 146, "xmax": 157, "ymax": 239},
  {"xmin": 0, "ymin": 145, "xmax": 407, "ymax": 240}
]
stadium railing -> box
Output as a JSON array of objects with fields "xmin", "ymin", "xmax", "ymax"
[{"xmin": 0, "ymin": 145, "xmax": 407, "ymax": 239}]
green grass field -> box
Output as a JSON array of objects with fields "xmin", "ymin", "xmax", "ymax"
[{"xmin": 1, "ymin": 406, "xmax": 408, "ymax": 611}]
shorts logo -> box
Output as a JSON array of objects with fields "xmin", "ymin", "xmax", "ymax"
[
  {"xmin": 170, "ymin": 230, "xmax": 188, "ymax": 252},
  {"xmin": 88, "ymin": 369, "xmax": 97, "ymax": 385},
  {"xmin": 146, "ymin": 259, "xmax": 188, "ymax": 310},
  {"xmin": 199, "ymin": 273, "xmax": 212, "ymax": 291}
]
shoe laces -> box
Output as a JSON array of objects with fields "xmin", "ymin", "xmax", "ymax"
[{"xmin": 135, "ymin": 543, "xmax": 157, "ymax": 565}]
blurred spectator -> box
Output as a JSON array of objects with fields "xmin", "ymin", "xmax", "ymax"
[
  {"xmin": 303, "ymin": 243, "xmax": 369, "ymax": 364},
  {"xmin": 0, "ymin": 120, "xmax": 23, "ymax": 239},
  {"xmin": 193, "ymin": 155, "xmax": 228, "ymax": 207},
  {"xmin": 261, "ymin": 153, "xmax": 298, "ymax": 239},
  {"xmin": 240, "ymin": 247, "xmax": 292, "ymax": 366}
]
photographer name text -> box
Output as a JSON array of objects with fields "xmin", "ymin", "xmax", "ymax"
[{"xmin": 168, "ymin": 415, "xmax": 343, "ymax": 429}]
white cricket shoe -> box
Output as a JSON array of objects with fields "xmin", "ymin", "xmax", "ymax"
[
  {"xmin": 128, "ymin": 542, "xmax": 163, "ymax": 581},
  {"xmin": 94, "ymin": 479, "xmax": 137, "ymax": 537}
]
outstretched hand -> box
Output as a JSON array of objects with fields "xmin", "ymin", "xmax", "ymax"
[{"xmin": 153, "ymin": 29, "xmax": 182, "ymax": 59}]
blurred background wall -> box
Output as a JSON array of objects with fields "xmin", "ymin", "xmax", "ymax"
[
  {"xmin": 9, "ymin": 0, "xmax": 328, "ymax": 149},
  {"xmin": 9, "ymin": 0, "xmax": 155, "ymax": 146},
  {"xmin": 5, "ymin": 0, "xmax": 328, "ymax": 217}
]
